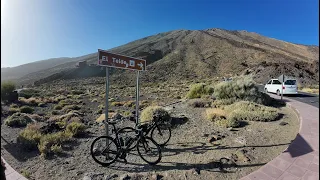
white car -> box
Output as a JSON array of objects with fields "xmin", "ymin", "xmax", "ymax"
[{"xmin": 264, "ymin": 79, "xmax": 298, "ymax": 95}]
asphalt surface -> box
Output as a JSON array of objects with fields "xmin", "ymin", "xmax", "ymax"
[{"xmin": 257, "ymin": 85, "xmax": 319, "ymax": 108}]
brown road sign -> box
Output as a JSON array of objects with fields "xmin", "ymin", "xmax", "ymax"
[{"xmin": 98, "ymin": 49, "xmax": 146, "ymax": 71}]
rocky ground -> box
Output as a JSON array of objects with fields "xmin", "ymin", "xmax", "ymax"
[{"xmin": 1, "ymin": 96, "xmax": 299, "ymax": 180}]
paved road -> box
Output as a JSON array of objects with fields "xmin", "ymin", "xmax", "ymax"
[{"xmin": 257, "ymin": 85, "xmax": 319, "ymax": 108}]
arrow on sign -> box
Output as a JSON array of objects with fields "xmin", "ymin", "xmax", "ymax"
[{"xmin": 138, "ymin": 62, "xmax": 144, "ymax": 70}]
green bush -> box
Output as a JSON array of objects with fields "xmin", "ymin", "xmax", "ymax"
[
  {"xmin": 9, "ymin": 107, "xmax": 20, "ymax": 114},
  {"xmin": 214, "ymin": 118, "xmax": 240, "ymax": 128},
  {"xmin": 5, "ymin": 113, "xmax": 33, "ymax": 127},
  {"xmin": 212, "ymin": 98, "xmax": 237, "ymax": 107},
  {"xmin": 65, "ymin": 122, "xmax": 86, "ymax": 137},
  {"xmin": 19, "ymin": 106, "xmax": 34, "ymax": 114},
  {"xmin": 140, "ymin": 106, "xmax": 170, "ymax": 124},
  {"xmin": 62, "ymin": 105, "xmax": 81, "ymax": 111},
  {"xmin": 17, "ymin": 124, "xmax": 42, "ymax": 150},
  {"xmin": 213, "ymin": 76, "xmax": 271, "ymax": 105},
  {"xmin": 225, "ymin": 101, "xmax": 279, "ymax": 122},
  {"xmin": 1, "ymin": 81, "xmax": 16, "ymax": 102},
  {"xmin": 71, "ymin": 90, "xmax": 83, "ymax": 95},
  {"xmin": 186, "ymin": 83, "xmax": 214, "ymax": 99},
  {"xmin": 38, "ymin": 131, "xmax": 72, "ymax": 158},
  {"xmin": 10, "ymin": 104, "xmax": 19, "ymax": 108},
  {"xmin": 19, "ymin": 88, "xmax": 40, "ymax": 99},
  {"xmin": 54, "ymin": 105, "xmax": 63, "ymax": 110},
  {"xmin": 51, "ymin": 110, "xmax": 60, "ymax": 115}
]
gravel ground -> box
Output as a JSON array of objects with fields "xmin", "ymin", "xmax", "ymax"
[{"xmin": 1, "ymin": 100, "xmax": 299, "ymax": 180}]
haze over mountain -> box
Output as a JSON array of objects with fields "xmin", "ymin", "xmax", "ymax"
[{"xmin": 1, "ymin": 28, "xmax": 319, "ymax": 86}]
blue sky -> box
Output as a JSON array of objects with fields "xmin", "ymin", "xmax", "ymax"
[{"xmin": 1, "ymin": 0, "xmax": 318, "ymax": 67}]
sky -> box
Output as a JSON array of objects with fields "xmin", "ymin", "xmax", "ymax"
[{"xmin": 1, "ymin": 0, "xmax": 319, "ymax": 68}]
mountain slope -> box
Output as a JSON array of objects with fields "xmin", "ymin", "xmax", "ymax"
[{"xmin": 2, "ymin": 28, "xmax": 319, "ymax": 86}]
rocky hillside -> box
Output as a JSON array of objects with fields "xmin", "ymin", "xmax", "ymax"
[{"xmin": 3, "ymin": 28, "xmax": 319, "ymax": 86}]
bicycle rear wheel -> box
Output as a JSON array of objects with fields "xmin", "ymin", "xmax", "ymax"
[
  {"xmin": 151, "ymin": 123, "xmax": 171, "ymax": 146},
  {"xmin": 90, "ymin": 136, "xmax": 119, "ymax": 166},
  {"xmin": 137, "ymin": 136, "xmax": 161, "ymax": 165}
]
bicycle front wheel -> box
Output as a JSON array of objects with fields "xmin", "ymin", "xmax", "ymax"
[
  {"xmin": 90, "ymin": 136, "xmax": 119, "ymax": 166},
  {"xmin": 151, "ymin": 123, "xmax": 171, "ymax": 146},
  {"xmin": 137, "ymin": 136, "xmax": 162, "ymax": 165}
]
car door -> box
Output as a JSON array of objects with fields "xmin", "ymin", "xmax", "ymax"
[
  {"xmin": 271, "ymin": 79, "xmax": 282, "ymax": 93},
  {"xmin": 265, "ymin": 80, "xmax": 272, "ymax": 92}
]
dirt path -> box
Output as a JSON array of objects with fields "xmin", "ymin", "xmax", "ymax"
[{"xmin": 1, "ymin": 100, "xmax": 299, "ymax": 180}]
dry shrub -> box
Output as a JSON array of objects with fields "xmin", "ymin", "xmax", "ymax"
[
  {"xmin": 17, "ymin": 123, "xmax": 42, "ymax": 150},
  {"xmin": 140, "ymin": 106, "xmax": 170, "ymax": 124},
  {"xmin": 19, "ymin": 97, "xmax": 41, "ymax": 106},
  {"xmin": 5, "ymin": 113, "xmax": 33, "ymax": 127},
  {"xmin": 225, "ymin": 101, "xmax": 279, "ymax": 122},
  {"xmin": 213, "ymin": 76, "xmax": 271, "ymax": 105},
  {"xmin": 186, "ymin": 83, "xmax": 214, "ymax": 99}
]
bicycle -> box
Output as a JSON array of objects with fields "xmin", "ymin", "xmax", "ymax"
[
  {"xmin": 90, "ymin": 119, "xmax": 162, "ymax": 166},
  {"xmin": 118, "ymin": 116, "xmax": 171, "ymax": 150}
]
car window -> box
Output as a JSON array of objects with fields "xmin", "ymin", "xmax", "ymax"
[
  {"xmin": 284, "ymin": 80, "xmax": 296, "ymax": 85},
  {"xmin": 272, "ymin": 80, "xmax": 281, "ymax": 85},
  {"xmin": 267, "ymin": 80, "xmax": 272, "ymax": 84}
]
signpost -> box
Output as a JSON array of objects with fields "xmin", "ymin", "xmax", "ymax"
[
  {"xmin": 97, "ymin": 49, "xmax": 146, "ymax": 157},
  {"xmin": 277, "ymin": 74, "xmax": 287, "ymax": 101}
]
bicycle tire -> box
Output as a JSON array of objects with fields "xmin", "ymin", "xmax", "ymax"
[
  {"xmin": 137, "ymin": 136, "xmax": 162, "ymax": 165},
  {"xmin": 117, "ymin": 127, "xmax": 137, "ymax": 151},
  {"xmin": 90, "ymin": 136, "xmax": 119, "ymax": 166},
  {"xmin": 151, "ymin": 123, "xmax": 171, "ymax": 146}
]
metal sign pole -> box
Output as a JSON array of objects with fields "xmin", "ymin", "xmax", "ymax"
[
  {"xmin": 281, "ymin": 75, "xmax": 284, "ymax": 101},
  {"xmin": 136, "ymin": 71, "xmax": 140, "ymax": 125},
  {"xmin": 105, "ymin": 67, "xmax": 110, "ymax": 158}
]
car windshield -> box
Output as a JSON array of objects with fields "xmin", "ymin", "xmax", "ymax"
[{"xmin": 284, "ymin": 80, "xmax": 296, "ymax": 85}]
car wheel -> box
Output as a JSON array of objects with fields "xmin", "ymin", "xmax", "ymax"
[{"xmin": 276, "ymin": 90, "xmax": 280, "ymax": 96}]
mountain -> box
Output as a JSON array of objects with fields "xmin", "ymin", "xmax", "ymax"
[{"xmin": 1, "ymin": 28, "xmax": 319, "ymax": 86}]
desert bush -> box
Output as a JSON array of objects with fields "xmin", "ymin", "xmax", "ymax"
[
  {"xmin": 111, "ymin": 101, "xmax": 125, "ymax": 106},
  {"xmin": 17, "ymin": 123, "xmax": 42, "ymax": 150},
  {"xmin": 124, "ymin": 101, "xmax": 135, "ymax": 107},
  {"xmin": 38, "ymin": 103, "xmax": 46, "ymax": 107},
  {"xmin": 51, "ymin": 110, "xmax": 60, "ymax": 115},
  {"xmin": 140, "ymin": 106, "xmax": 170, "ymax": 123},
  {"xmin": 213, "ymin": 77, "xmax": 271, "ymax": 105},
  {"xmin": 71, "ymin": 90, "xmax": 83, "ymax": 95},
  {"xmin": 19, "ymin": 106, "xmax": 34, "ymax": 114},
  {"xmin": 206, "ymin": 108, "xmax": 227, "ymax": 121},
  {"xmin": 206, "ymin": 108, "xmax": 239, "ymax": 128},
  {"xmin": 19, "ymin": 97, "xmax": 40, "ymax": 106},
  {"xmin": 212, "ymin": 98, "xmax": 237, "ymax": 107},
  {"xmin": 91, "ymin": 98, "xmax": 98, "ymax": 102},
  {"xmin": 215, "ymin": 118, "xmax": 240, "ymax": 128},
  {"xmin": 186, "ymin": 83, "xmax": 214, "ymax": 99},
  {"xmin": 122, "ymin": 111, "xmax": 132, "ymax": 117},
  {"xmin": 62, "ymin": 105, "xmax": 81, "ymax": 111},
  {"xmin": 19, "ymin": 88, "xmax": 40, "ymax": 99},
  {"xmin": 38, "ymin": 131, "xmax": 72, "ymax": 158},
  {"xmin": 65, "ymin": 122, "xmax": 86, "ymax": 137},
  {"xmin": 21, "ymin": 169, "xmax": 31, "ymax": 178},
  {"xmin": 224, "ymin": 101, "xmax": 279, "ymax": 122},
  {"xmin": 5, "ymin": 113, "xmax": 33, "ymax": 127},
  {"xmin": 188, "ymin": 99, "xmax": 211, "ymax": 108},
  {"xmin": 9, "ymin": 107, "xmax": 20, "ymax": 114},
  {"xmin": 50, "ymin": 144, "xmax": 63, "ymax": 154},
  {"xmin": 10, "ymin": 104, "xmax": 19, "ymax": 108},
  {"xmin": 1, "ymin": 81, "xmax": 16, "ymax": 102},
  {"xmin": 54, "ymin": 105, "xmax": 63, "ymax": 110}
]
